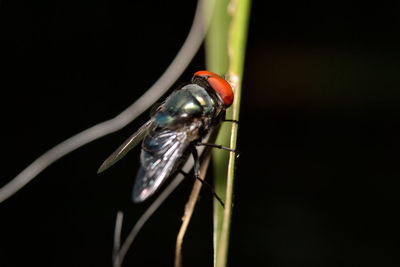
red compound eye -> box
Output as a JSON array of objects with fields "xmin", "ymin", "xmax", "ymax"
[
  {"xmin": 194, "ymin": 70, "xmax": 216, "ymax": 78},
  {"xmin": 193, "ymin": 70, "xmax": 234, "ymax": 107}
]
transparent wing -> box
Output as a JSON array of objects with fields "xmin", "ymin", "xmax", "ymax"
[
  {"xmin": 97, "ymin": 119, "xmax": 155, "ymax": 173},
  {"xmin": 132, "ymin": 129, "xmax": 191, "ymax": 202}
]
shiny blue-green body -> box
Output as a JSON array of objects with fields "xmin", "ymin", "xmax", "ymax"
[
  {"xmin": 154, "ymin": 84, "xmax": 223, "ymax": 131},
  {"xmin": 133, "ymin": 83, "xmax": 225, "ymax": 202}
]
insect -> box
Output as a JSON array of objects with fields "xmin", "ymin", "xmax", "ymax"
[{"xmin": 98, "ymin": 71, "xmax": 235, "ymax": 204}]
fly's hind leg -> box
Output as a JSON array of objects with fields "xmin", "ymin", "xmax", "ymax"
[{"xmin": 190, "ymin": 146, "xmax": 225, "ymax": 208}]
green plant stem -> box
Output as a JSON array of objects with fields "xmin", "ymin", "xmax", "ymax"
[{"xmin": 204, "ymin": 0, "xmax": 251, "ymax": 266}]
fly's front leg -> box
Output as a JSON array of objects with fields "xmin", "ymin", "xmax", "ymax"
[
  {"xmin": 190, "ymin": 145, "xmax": 225, "ymax": 208},
  {"xmin": 223, "ymin": 119, "xmax": 239, "ymax": 124}
]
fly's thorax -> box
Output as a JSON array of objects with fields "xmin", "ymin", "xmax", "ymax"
[
  {"xmin": 153, "ymin": 87, "xmax": 201, "ymax": 128},
  {"xmin": 184, "ymin": 84, "xmax": 225, "ymax": 126},
  {"xmin": 153, "ymin": 84, "xmax": 223, "ymax": 129}
]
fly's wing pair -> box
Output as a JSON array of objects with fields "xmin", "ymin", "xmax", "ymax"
[
  {"xmin": 97, "ymin": 119, "xmax": 155, "ymax": 173},
  {"xmin": 133, "ymin": 129, "xmax": 191, "ymax": 202},
  {"xmin": 98, "ymin": 118, "xmax": 196, "ymax": 203}
]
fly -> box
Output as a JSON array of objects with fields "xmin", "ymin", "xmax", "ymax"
[{"xmin": 97, "ymin": 71, "xmax": 235, "ymax": 204}]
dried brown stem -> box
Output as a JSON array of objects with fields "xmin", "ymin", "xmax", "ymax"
[
  {"xmin": 174, "ymin": 127, "xmax": 219, "ymax": 267},
  {"xmin": 174, "ymin": 150, "xmax": 212, "ymax": 267}
]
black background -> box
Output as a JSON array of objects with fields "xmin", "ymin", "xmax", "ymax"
[{"xmin": 1, "ymin": 1, "xmax": 400, "ymax": 266}]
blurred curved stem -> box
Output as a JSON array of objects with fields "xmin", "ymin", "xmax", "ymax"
[
  {"xmin": 0, "ymin": 0, "xmax": 207, "ymax": 204},
  {"xmin": 204, "ymin": 0, "xmax": 251, "ymax": 266},
  {"xmin": 110, "ymin": 1, "xmax": 215, "ymax": 267}
]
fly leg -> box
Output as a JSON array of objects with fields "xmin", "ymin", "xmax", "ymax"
[
  {"xmin": 190, "ymin": 146, "xmax": 225, "ymax": 208},
  {"xmin": 223, "ymin": 119, "xmax": 239, "ymax": 124},
  {"xmin": 199, "ymin": 119, "xmax": 240, "ymax": 156},
  {"xmin": 196, "ymin": 119, "xmax": 239, "ymax": 153},
  {"xmin": 196, "ymin": 142, "xmax": 237, "ymax": 153},
  {"xmin": 197, "ymin": 143, "xmax": 240, "ymax": 161}
]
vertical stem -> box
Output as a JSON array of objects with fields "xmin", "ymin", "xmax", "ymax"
[{"xmin": 204, "ymin": 0, "xmax": 251, "ymax": 266}]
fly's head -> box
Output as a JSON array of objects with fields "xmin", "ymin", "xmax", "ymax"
[{"xmin": 192, "ymin": 71, "xmax": 234, "ymax": 110}]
